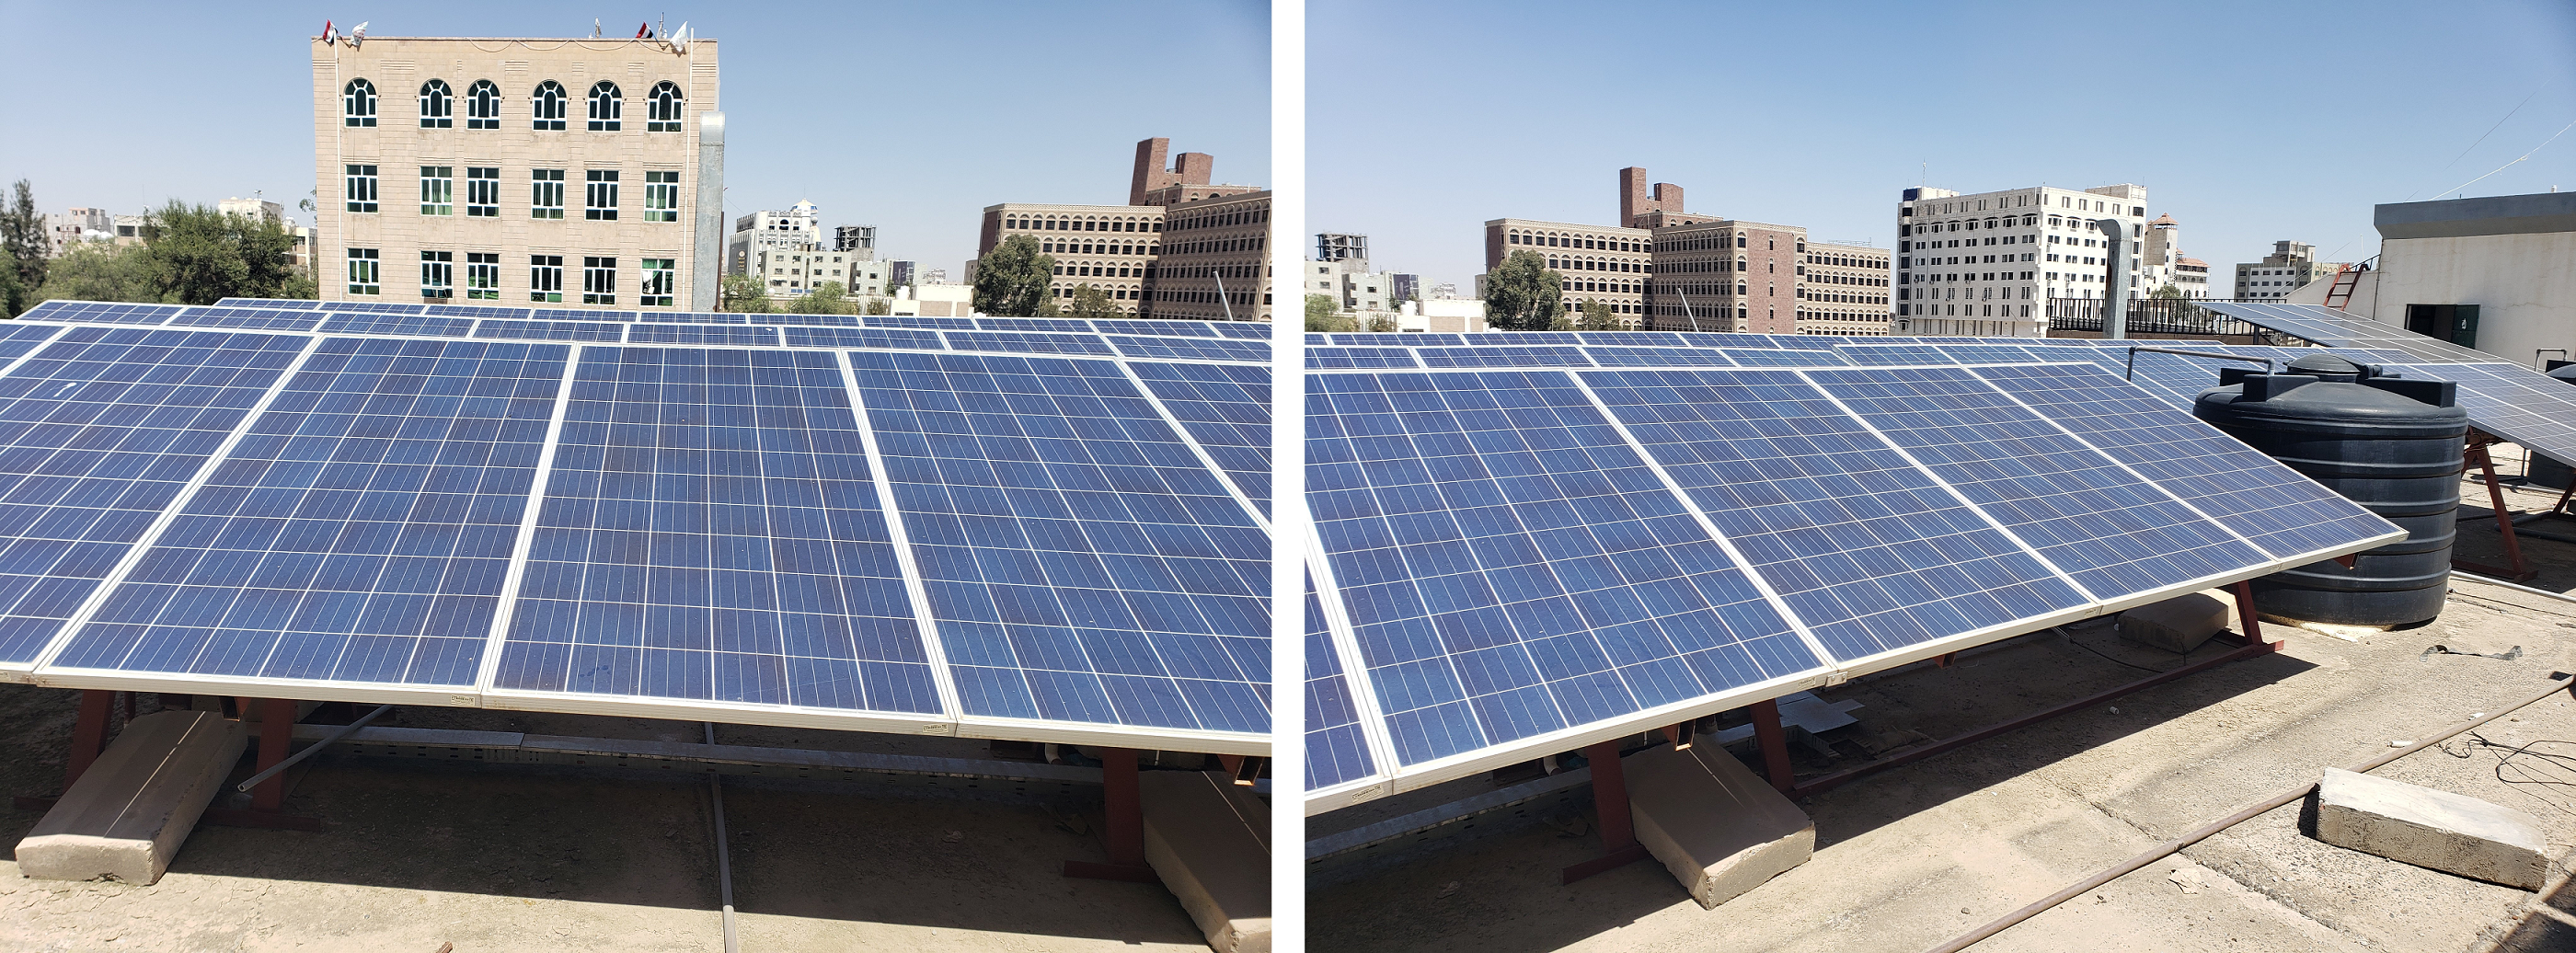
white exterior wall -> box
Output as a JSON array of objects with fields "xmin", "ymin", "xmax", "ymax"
[
  {"xmin": 1898, "ymin": 184, "xmax": 2145, "ymax": 337},
  {"xmin": 2363, "ymin": 232, "xmax": 2576, "ymax": 366}
]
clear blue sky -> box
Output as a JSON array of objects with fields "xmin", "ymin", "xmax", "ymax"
[
  {"xmin": 0, "ymin": 1, "xmax": 1270, "ymax": 280},
  {"xmin": 1310, "ymin": 0, "xmax": 2576, "ymax": 292}
]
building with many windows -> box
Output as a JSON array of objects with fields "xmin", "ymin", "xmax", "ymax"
[
  {"xmin": 2233, "ymin": 240, "xmax": 2345, "ymax": 301},
  {"xmin": 1893, "ymin": 183, "xmax": 2149, "ymax": 337},
  {"xmin": 979, "ymin": 202, "xmax": 1166, "ymax": 315},
  {"xmin": 312, "ymin": 34, "xmax": 722, "ymax": 309},
  {"xmin": 973, "ymin": 138, "xmax": 1270, "ymax": 320},
  {"xmin": 1483, "ymin": 217, "xmax": 1652, "ymax": 326},
  {"xmin": 1799, "ymin": 239, "xmax": 1893, "ymax": 335}
]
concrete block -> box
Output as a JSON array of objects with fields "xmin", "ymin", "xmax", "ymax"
[
  {"xmin": 17, "ymin": 710, "xmax": 247, "ymax": 884},
  {"xmin": 2316, "ymin": 767, "xmax": 2549, "ymax": 890},
  {"xmin": 1140, "ymin": 771, "xmax": 1269, "ymax": 953},
  {"xmin": 1626, "ymin": 742, "xmax": 1814, "ymax": 909},
  {"xmin": 2118, "ymin": 591, "xmax": 2230, "ymax": 652}
]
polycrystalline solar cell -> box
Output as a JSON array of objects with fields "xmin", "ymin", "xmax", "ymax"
[
  {"xmin": 168, "ymin": 308, "xmax": 326, "ymax": 332},
  {"xmin": 1580, "ymin": 347, "xmax": 1734, "ymax": 367},
  {"xmin": 1835, "ymin": 344, "xmax": 1955, "ymax": 366},
  {"xmin": 1581, "ymin": 367, "xmax": 2086, "ymax": 661},
  {"xmin": 1331, "ymin": 333, "xmax": 1460, "ymax": 347},
  {"xmin": 852, "ymin": 351, "xmax": 1268, "ymax": 734},
  {"xmin": 1571, "ymin": 331, "xmax": 1690, "ymax": 347},
  {"xmin": 2102, "ymin": 348, "xmax": 2280, "ymax": 409},
  {"xmin": 1094, "ymin": 320, "xmax": 1218, "ymax": 339},
  {"xmin": 942, "ymin": 331, "xmax": 1116, "ymax": 356},
  {"xmin": 475, "ymin": 320, "xmax": 625, "ymax": 342},
  {"xmin": 2202, "ymin": 302, "xmax": 2492, "ymax": 362},
  {"xmin": 0, "ymin": 324, "xmax": 63, "ymax": 362},
  {"xmin": 1306, "ymin": 576, "xmax": 1374, "ymax": 790},
  {"xmin": 1107, "ymin": 335, "xmax": 1270, "ymax": 363},
  {"xmin": 1934, "ymin": 343, "xmax": 2051, "ymax": 364},
  {"xmin": 1128, "ymin": 362, "xmax": 1271, "ymax": 511},
  {"xmin": 1305, "ymin": 348, "xmax": 1417, "ymax": 370},
  {"xmin": 1969, "ymin": 362, "xmax": 2396, "ymax": 559},
  {"xmin": 1805, "ymin": 366, "xmax": 2270, "ymax": 602},
  {"xmin": 535, "ymin": 308, "xmax": 642, "ymax": 323},
  {"xmin": 1717, "ymin": 349, "xmax": 1852, "ymax": 367},
  {"xmin": 1212, "ymin": 323, "xmax": 1269, "ymax": 339},
  {"xmin": 627, "ymin": 324, "xmax": 784, "ymax": 347},
  {"xmin": 1748, "ymin": 335, "xmax": 1843, "ymax": 350},
  {"xmin": 765, "ymin": 314, "xmax": 863, "ymax": 327},
  {"xmin": 0, "ymin": 327, "xmax": 309, "ymax": 662},
  {"xmin": 491, "ymin": 347, "xmax": 940, "ymax": 713},
  {"xmin": 2383, "ymin": 362, "xmax": 2576, "ymax": 462},
  {"xmin": 979, "ymin": 318, "xmax": 1094, "ymax": 333},
  {"xmin": 779, "ymin": 327, "xmax": 943, "ymax": 350},
  {"xmin": 321, "ymin": 313, "xmax": 478, "ymax": 338},
  {"xmin": 52, "ymin": 339, "xmax": 568, "ymax": 686},
  {"xmin": 422, "ymin": 304, "xmax": 533, "ymax": 320},
  {"xmin": 868, "ymin": 316, "xmax": 978, "ymax": 330},
  {"xmin": 1415, "ymin": 346, "xmax": 1594, "ymax": 368},
  {"xmin": 319, "ymin": 302, "xmax": 429, "ymax": 315},
  {"xmin": 1307, "ymin": 370, "xmax": 1814, "ymax": 766},
  {"xmin": 217, "ymin": 298, "xmax": 324, "ymax": 309},
  {"xmin": 18, "ymin": 302, "xmax": 184, "ymax": 326}
]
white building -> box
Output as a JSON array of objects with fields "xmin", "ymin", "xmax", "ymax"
[
  {"xmin": 2232, "ymin": 240, "xmax": 2345, "ymax": 301},
  {"xmin": 46, "ymin": 207, "xmax": 111, "ymax": 256},
  {"xmin": 218, "ymin": 197, "xmax": 285, "ymax": 226},
  {"xmin": 2140, "ymin": 213, "xmax": 2208, "ymax": 298},
  {"xmin": 1399, "ymin": 297, "xmax": 1486, "ymax": 332},
  {"xmin": 1895, "ymin": 183, "xmax": 2150, "ymax": 337},
  {"xmin": 724, "ymin": 200, "xmax": 885, "ymax": 299},
  {"xmin": 891, "ymin": 282, "xmax": 974, "ymax": 317},
  {"xmin": 1306, "ymin": 257, "xmax": 1395, "ymax": 313},
  {"xmin": 2286, "ymin": 191, "xmax": 2576, "ymax": 367}
]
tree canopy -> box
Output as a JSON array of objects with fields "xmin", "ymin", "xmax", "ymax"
[
  {"xmin": 1304, "ymin": 293, "xmax": 1352, "ymax": 332},
  {"xmin": 972, "ymin": 235, "xmax": 1055, "ymax": 316},
  {"xmin": 142, "ymin": 200, "xmax": 306, "ymax": 305},
  {"xmin": 1577, "ymin": 300, "xmax": 1621, "ymax": 331},
  {"xmin": 789, "ymin": 281, "xmax": 852, "ymax": 315},
  {"xmin": 719, "ymin": 273, "xmax": 773, "ymax": 313},
  {"xmin": 0, "ymin": 180, "xmax": 49, "ymax": 312},
  {"xmin": 1064, "ymin": 283, "xmax": 1121, "ymax": 320},
  {"xmin": 1482, "ymin": 250, "xmax": 1564, "ymax": 331}
]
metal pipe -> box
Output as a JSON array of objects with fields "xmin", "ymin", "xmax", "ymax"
[
  {"xmin": 1920, "ymin": 672, "xmax": 2574, "ymax": 953},
  {"xmin": 236, "ymin": 704, "xmax": 391, "ymax": 793},
  {"xmin": 706, "ymin": 722, "xmax": 740, "ymax": 953}
]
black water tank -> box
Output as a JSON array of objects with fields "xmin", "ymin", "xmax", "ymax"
[
  {"xmin": 2194, "ymin": 372, "xmax": 2467, "ymax": 626},
  {"xmin": 2534, "ymin": 366, "xmax": 2576, "ymax": 489}
]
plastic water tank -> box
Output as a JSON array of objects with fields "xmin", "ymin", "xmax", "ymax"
[{"xmin": 2193, "ymin": 369, "xmax": 2466, "ymax": 626}]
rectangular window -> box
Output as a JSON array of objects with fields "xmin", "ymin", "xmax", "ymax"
[
  {"xmin": 531, "ymin": 169, "xmax": 565, "ymax": 219},
  {"xmin": 344, "ymin": 165, "xmax": 378, "ymax": 212},
  {"xmin": 643, "ymin": 171, "xmax": 680, "ymax": 223},
  {"xmin": 419, "ymin": 166, "xmax": 453, "ymax": 216},
  {"xmin": 584, "ymin": 170, "xmax": 619, "ymax": 220},
  {"xmin": 420, "ymin": 250, "xmax": 454, "ymax": 299},
  {"xmin": 639, "ymin": 258, "xmax": 675, "ymax": 306},
  {"xmin": 530, "ymin": 255, "xmax": 563, "ymax": 303},
  {"xmin": 466, "ymin": 166, "xmax": 500, "ymax": 216},
  {"xmin": 583, "ymin": 257, "xmax": 616, "ymax": 304},
  {"xmin": 347, "ymin": 247, "xmax": 380, "ymax": 295},
  {"xmin": 466, "ymin": 252, "xmax": 500, "ymax": 300}
]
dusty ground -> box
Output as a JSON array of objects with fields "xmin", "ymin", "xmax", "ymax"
[
  {"xmin": 0, "ymin": 697, "xmax": 1215, "ymax": 952},
  {"xmin": 1313, "ymin": 472, "xmax": 2576, "ymax": 953}
]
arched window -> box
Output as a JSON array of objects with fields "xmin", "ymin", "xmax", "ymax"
[
  {"xmin": 343, "ymin": 78, "xmax": 377, "ymax": 127},
  {"xmin": 532, "ymin": 81, "xmax": 567, "ymax": 130},
  {"xmin": 588, "ymin": 82, "xmax": 622, "ymax": 131},
  {"xmin": 466, "ymin": 80, "xmax": 500, "ymax": 129},
  {"xmin": 418, "ymin": 79, "xmax": 454, "ymax": 128},
  {"xmin": 647, "ymin": 81, "xmax": 684, "ymax": 132}
]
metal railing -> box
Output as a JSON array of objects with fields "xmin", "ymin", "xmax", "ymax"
[{"xmin": 2046, "ymin": 297, "xmax": 2260, "ymax": 337}]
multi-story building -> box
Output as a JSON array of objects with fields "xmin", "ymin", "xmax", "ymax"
[
  {"xmin": 1390, "ymin": 273, "xmax": 1420, "ymax": 303},
  {"xmin": 1639, "ymin": 218, "xmax": 1800, "ymax": 333},
  {"xmin": 1620, "ymin": 166, "xmax": 1720, "ymax": 229},
  {"xmin": 725, "ymin": 201, "xmax": 821, "ymax": 276},
  {"xmin": 2233, "ymin": 240, "xmax": 2344, "ymax": 301},
  {"xmin": 1894, "ymin": 183, "xmax": 2148, "ymax": 337},
  {"xmin": 1799, "ymin": 240, "xmax": 1892, "ymax": 335},
  {"xmin": 1483, "ymin": 217, "xmax": 1651, "ymax": 326},
  {"xmin": 1316, "ymin": 233, "xmax": 1366, "ymax": 263},
  {"xmin": 46, "ymin": 207, "xmax": 110, "ymax": 256},
  {"xmin": 887, "ymin": 259, "xmax": 917, "ymax": 288},
  {"xmin": 1307, "ymin": 256, "xmax": 1393, "ymax": 313},
  {"xmin": 919, "ymin": 266, "xmax": 947, "ymax": 285},
  {"xmin": 975, "ymin": 138, "xmax": 1270, "ymax": 320},
  {"xmin": 111, "ymin": 215, "xmax": 147, "ymax": 247},
  {"xmin": 726, "ymin": 201, "xmax": 881, "ymax": 299},
  {"xmin": 218, "ymin": 197, "xmax": 285, "ymax": 226},
  {"xmin": 2173, "ymin": 258, "xmax": 2212, "ymax": 298},
  {"xmin": 313, "ymin": 34, "xmax": 724, "ymax": 309},
  {"xmin": 833, "ymin": 224, "xmax": 877, "ymax": 257}
]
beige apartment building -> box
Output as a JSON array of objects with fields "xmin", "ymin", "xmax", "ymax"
[
  {"xmin": 1640, "ymin": 219, "xmax": 1804, "ymax": 333},
  {"xmin": 1800, "ymin": 240, "xmax": 1893, "ymax": 335},
  {"xmin": 1482, "ymin": 218, "xmax": 1652, "ymax": 327},
  {"xmin": 972, "ymin": 138, "xmax": 1271, "ymax": 321},
  {"xmin": 1152, "ymin": 191, "xmax": 1274, "ymax": 322},
  {"xmin": 312, "ymin": 34, "xmax": 723, "ymax": 310},
  {"xmin": 980, "ymin": 203, "xmax": 1166, "ymax": 315},
  {"xmin": 1895, "ymin": 183, "xmax": 2149, "ymax": 337}
]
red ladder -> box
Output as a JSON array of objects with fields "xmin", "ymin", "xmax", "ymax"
[{"xmin": 2323, "ymin": 262, "xmax": 2366, "ymax": 311}]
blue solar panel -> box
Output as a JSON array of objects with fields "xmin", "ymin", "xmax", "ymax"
[
  {"xmin": 868, "ymin": 316, "xmax": 978, "ymax": 330},
  {"xmin": 476, "ymin": 320, "xmax": 625, "ymax": 342},
  {"xmin": 1307, "ymin": 370, "xmax": 1815, "ymax": 766},
  {"xmin": 0, "ymin": 324, "xmax": 63, "ymax": 362},
  {"xmin": 1305, "ymin": 348, "xmax": 1418, "ymax": 370},
  {"xmin": 0, "ymin": 327, "xmax": 310, "ymax": 662},
  {"xmin": 853, "ymin": 351, "xmax": 1267, "ymax": 733},
  {"xmin": 1305, "ymin": 574, "xmax": 1374, "ymax": 790},
  {"xmin": 780, "ymin": 327, "xmax": 944, "ymax": 350},
  {"xmin": 1934, "ymin": 343, "xmax": 2051, "ymax": 364},
  {"xmin": 943, "ymin": 331, "xmax": 1116, "ymax": 356},
  {"xmin": 1572, "ymin": 331, "xmax": 1691, "ymax": 347},
  {"xmin": 422, "ymin": 304, "xmax": 533, "ymax": 320},
  {"xmin": 319, "ymin": 302, "xmax": 429, "ymax": 315},
  {"xmin": 2379, "ymin": 362, "xmax": 2576, "ymax": 463},
  {"xmin": 169, "ymin": 308, "xmax": 327, "ymax": 332},
  {"xmin": 319, "ymin": 313, "xmax": 478, "ymax": 338},
  {"xmin": 1213, "ymin": 323, "xmax": 1270, "ymax": 339},
  {"xmin": 52, "ymin": 339, "xmax": 568, "ymax": 686},
  {"xmin": 1415, "ymin": 346, "xmax": 1594, "ymax": 368},
  {"xmin": 1717, "ymin": 348, "xmax": 1853, "ymax": 367},
  {"xmin": 627, "ymin": 324, "xmax": 784, "ymax": 347},
  {"xmin": 1580, "ymin": 347, "xmax": 1734, "ymax": 367},
  {"xmin": 1094, "ymin": 320, "xmax": 1218, "ymax": 339},
  {"xmin": 765, "ymin": 313, "xmax": 864, "ymax": 327},
  {"xmin": 491, "ymin": 347, "xmax": 940, "ymax": 714},
  {"xmin": 216, "ymin": 298, "xmax": 324, "ymax": 310},
  {"xmin": 1970, "ymin": 362, "xmax": 2397, "ymax": 560},
  {"xmin": 1329, "ymin": 333, "xmax": 1459, "ymax": 347},
  {"xmin": 1835, "ymin": 343, "xmax": 1955, "ymax": 365},
  {"xmin": 1805, "ymin": 366, "xmax": 2271, "ymax": 603},
  {"xmin": 1107, "ymin": 335, "xmax": 1270, "ymax": 363},
  {"xmin": 17, "ymin": 302, "xmax": 183, "ymax": 326},
  {"xmin": 978, "ymin": 318, "xmax": 1095, "ymax": 333},
  {"xmin": 1127, "ymin": 362, "xmax": 1271, "ymax": 511},
  {"xmin": 535, "ymin": 308, "xmax": 640, "ymax": 323}
]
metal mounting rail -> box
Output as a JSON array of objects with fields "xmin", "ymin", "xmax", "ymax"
[{"xmin": 2125, "ymin": 346, "xmax": 2276, "ymax": 382}]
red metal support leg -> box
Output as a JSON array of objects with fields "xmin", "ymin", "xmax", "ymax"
[
  {"xmin": 2228, "ymin": 580, "xmax": 2270, "ymax": 647},
  {"xmin": 1561, "ymin": 739, "xmax": 1650, "ymax": 883},
  {"xmin": 2457, "ymin": 440, "xmax": 2539, "ymax": 581},
  {"xmin": 1063, "ymin": 747, "xmax": 1156, "ymax": 882},
  {"xmin": 63, "ymin": 690, "xmax": 112, "ymax": 791},
  {"xmin": 1751, "ymin": 697, "xmax": 1794, "ymax": 793},
  {"xmin": 251, "ymin": 699, "xmax": 294, "ymax": 811}
]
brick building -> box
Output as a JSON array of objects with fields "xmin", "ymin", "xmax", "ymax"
[{"xmin": 975, "ymin": 138, "xmax": 1270, "ymax": 320}]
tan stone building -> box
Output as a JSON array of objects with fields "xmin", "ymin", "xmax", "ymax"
[
  {"xmin": 1482, "ymin": 218, "xmax": 1652, "ymax": 327},
  {"xmin": 1798, "ymin": 240, "xmax": 1893, "ymax": 336},
  {"xmin": 1151, "ymin": 190, "xmax": 1273, "ymax": 322},
  {"xmin": 1641, "ymin": 219, "xmax": 1803, "ymax": 333},
  {"xmin": 979, "ymin": 202, "xmax": 1166, "ymax": 315},
  {"xmin": 312, "ymin": 35, "xmax": 723, "ymax": 310},
  {"xmin": 972, "ymin": 139, "xmax": 1271, "ymax": 321}
]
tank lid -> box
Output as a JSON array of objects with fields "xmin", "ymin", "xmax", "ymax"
[
  {"xmin": 2285, "ymin": 352, "xmax": 2362, "ymax": 376},
  {"xmin": 2548, "ymin": 364, "xmax": 2576, "ymax": 384},
  {"xmin": 2195, "ymin": 376, "xmax": 2467, "ymax": 429}
]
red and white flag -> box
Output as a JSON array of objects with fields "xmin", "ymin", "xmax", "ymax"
[
  {"xmin": 636, "ymin": 22, "xmax": 651, "ymax": 39},
  {"xmin": 321, "ymin": 19, "xmax": 336, "ymax": 44}
]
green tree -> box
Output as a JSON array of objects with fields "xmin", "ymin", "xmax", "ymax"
[
  {"xmin": 0, "ymin": 247, "xmax": 27, "ymax": 318},
  {"xmin": 1578, "ymin": 300, "xmax": 1621, "ymax": 331},
  {"xmin": 35, "ymin": 243, "xmax": 162, "ymax": 304},
  {"xmin": 2150, "ymin": 283, "xmax": 2183, "ymax": 299},
  {"xmin": 1065, "ymin": 283, "xmax": 1121, "ymax": 320},
  {"xmin": 1482, "ymin": 250, "xmax": 1564, "ymax": 331},
  {"xmin": 1365, "ymin": 313, "xmax": 1397, "ymax": 333},
  {"xmin": 1304, "ymin": 293, "xmax": 1352, "ymax": 332},
  {"xmin": 719, "ymin": 272, "xmax": 773, "ymax": 313},
  {"xmin": 862, "ymin": 295, "xmax": 891, "ymax": 316},
  {"xmin": 137, "ymin": 200, "xmax": 303, "ymax": 304},
  {"xmin": 972, "ymin": 235, "xmax": 1056, "ymax": 316},
  {"xmin": 791, "ymin": 281, "xmax": 853, "ymax": 315},
  {"xmin": 0, "ymin": 180, "xmax": 48, "ymax": 296}
]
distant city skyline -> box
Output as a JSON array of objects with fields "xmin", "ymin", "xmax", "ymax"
[
  {"xmin": 1310, "ymin": 0, "xmax": 2576, "ymax": 294},
  {"xmin": 0, "ymin": 0, "xmax": 1269, "ymax": 281}
]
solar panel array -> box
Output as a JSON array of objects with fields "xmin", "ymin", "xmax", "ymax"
[
  {"xmin": 2, "ymin": 301, "xmax": 1272, "ymax": 753},
  {"xmin": 2199, "ymin": 301, "xmax": 2496, "ymax": 363},
  {"xmin": 1300, "ymin": 330, "xmax": 2408, "ymax": 809}
]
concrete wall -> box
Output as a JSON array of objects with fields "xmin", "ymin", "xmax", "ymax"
[{"xmin": 2372, "ymin": 231, "xmax": 2576, "ymax": 366}]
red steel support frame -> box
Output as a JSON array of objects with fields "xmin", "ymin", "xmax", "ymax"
[
  {"xmin": 63, "ymin": 690, "xmax": 114, "ymax": 790},
  {"xmin": 1063, "ymin": 747, "xmax": 1158, "ymax": 883},
  {"xmin": 1560, "ymin": 739, "xmax": 1650, "ymax": 883},
  {"xmin": 250, "ymin": 699, "xmax": 295, "ymax": 811},
  {"xmin": 2456, "ymin": 433, "xmax": 2538, "ymax": 582}
]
